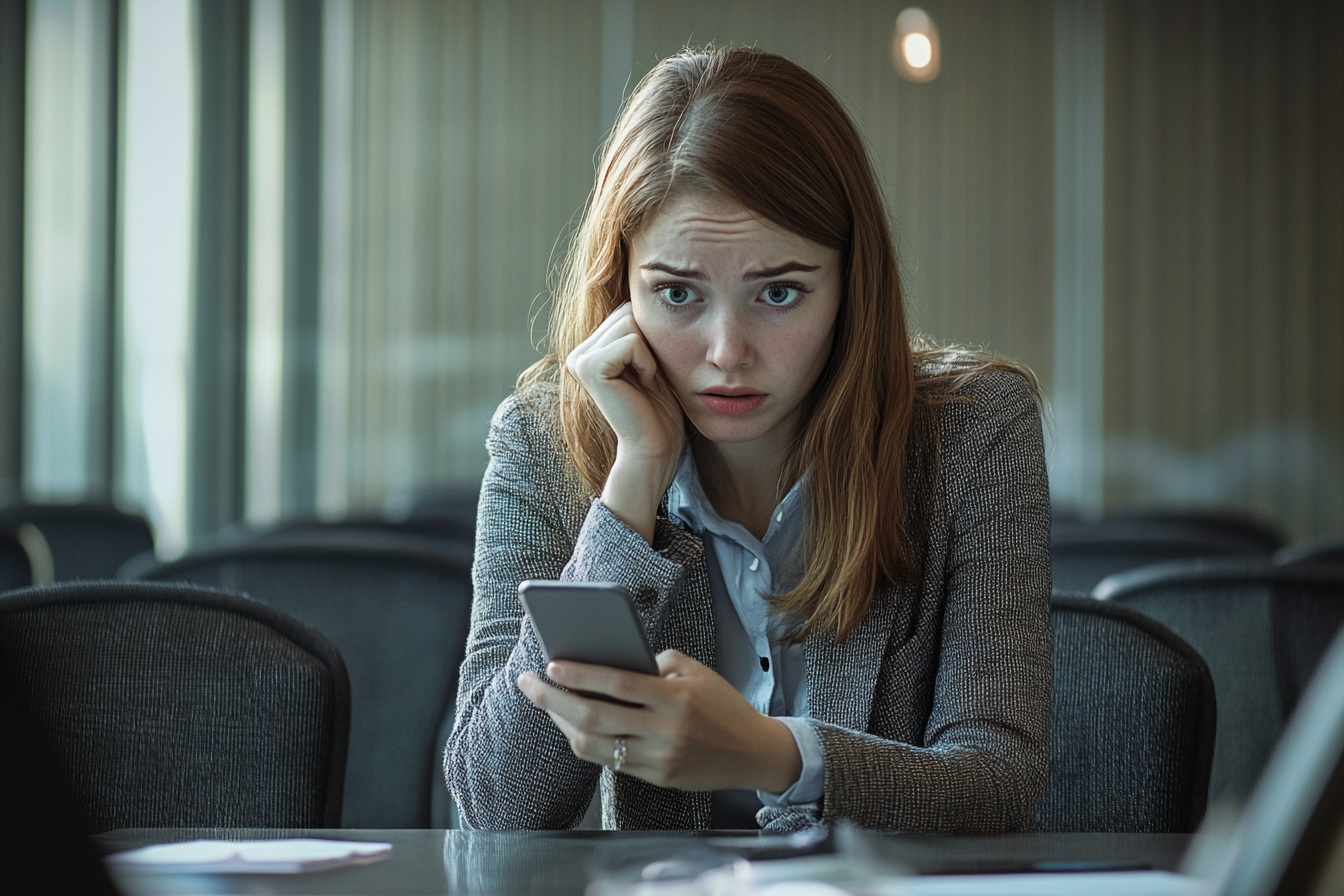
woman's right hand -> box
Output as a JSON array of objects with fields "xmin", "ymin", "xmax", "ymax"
[{"xmin": 566, "ymin": 302, "xmax": 684, "ymax": 543}]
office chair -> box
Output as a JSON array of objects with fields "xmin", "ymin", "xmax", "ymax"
[
  {"xmin": 0, "ymin": 503, "xmax": 155, "ymax": 581},
  {"xmin": 1274, "ymin": 534, "xmax": 1344, "ymax": 569},
  {"xmin": 1051, "ymin": 513, "xmax": 1275, "ymax": 593},
  {"xmin": 1099, "ymin": 509, "xmax": 1284, "ymax": 553},
  {"xmin": 0, "ymin": 526, "xmax": 31, "ymax": 592},
  {"xmin": 406, "ymin": 484, "xmax": 479, "ymax": 535},
  {"xmin": 1035, "ymin": 596, "xmax": 1215, "ymax": 833},
  {"xmin": 1095, "ymin": 559, "xmax": 1344, "ymax": 805},
  {"xmin": 135, "ymin": 528, "xmax": 474, "ymax": 828},
  {"xmin": 0, "ymin": 581, "xmax": 349, "ymax": 832},
  {"xmin": 248, "ymin": 512, "xmax": 475, "ymax": 547},
  {"xmin": 0, "ymin": 653, "xmax": 122, "ymax": 895}
]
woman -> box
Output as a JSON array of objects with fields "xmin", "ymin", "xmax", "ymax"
[{"xmin": 446, "ymin": 46, "xmax": 1052, "ymax": 833}]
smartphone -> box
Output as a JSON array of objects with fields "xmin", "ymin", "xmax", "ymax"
[{"xmin": 518, "ymin": 580, "xmax": 660, "ymax": 679}]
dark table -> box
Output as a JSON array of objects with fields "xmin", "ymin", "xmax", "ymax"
[{"xmin": 98, "ymin": 828, "xmax": 1193, "ymax": 896}]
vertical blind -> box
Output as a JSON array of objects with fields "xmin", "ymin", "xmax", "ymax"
[
  {"xmin": 1103, "ymin": 0, "xmax": 1344, "ymax": 538},
  {"xmin": 6, "ymin": 0, "xmax": 1341, "ymax": 549},
  {"xmin": 315, "ymin": 0, "xmax": 1058, "ymax": 519}
]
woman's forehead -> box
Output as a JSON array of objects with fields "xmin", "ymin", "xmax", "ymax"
[{"xmin": 633, "ymin": 194, "xmax": 822, "ymax": 257}]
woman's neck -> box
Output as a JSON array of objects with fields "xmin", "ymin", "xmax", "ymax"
[{"xmin": 691, "ymin": 437, "xmax": 789, "ymax": 541}]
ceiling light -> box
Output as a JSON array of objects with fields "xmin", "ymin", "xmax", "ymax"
[{"xmin": 893, "ymin": 8, "xmax": 940, "ymax": 83}]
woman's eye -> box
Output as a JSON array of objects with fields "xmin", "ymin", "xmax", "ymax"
[
  {"xmin": 660, "ymin": 285, "xmax": 697, "ymax": 306},
  {"xmin": 761, "ymin": 285, "xmax": 802, "ymax": 306}
]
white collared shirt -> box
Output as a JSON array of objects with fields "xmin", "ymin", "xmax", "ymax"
[{"xmin": 665, "ymin": 443, "xmax": 825, "ymax": 807}]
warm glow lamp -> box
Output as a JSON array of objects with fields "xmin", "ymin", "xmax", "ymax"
[{"xmin": 893, "ymin": 7, "xmax": 941, "ymax": 83}]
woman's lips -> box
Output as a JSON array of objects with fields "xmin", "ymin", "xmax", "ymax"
[{"xmin": 696, "ymin": 392, "xmax": 767, "ymax": 416}]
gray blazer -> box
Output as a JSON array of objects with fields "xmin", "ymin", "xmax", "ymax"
[{"xmin": 446, "ymin": 369, "xmax": 1052, "ymax": 832}]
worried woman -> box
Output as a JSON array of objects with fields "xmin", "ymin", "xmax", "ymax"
[{"xmin": 446, "ymin": 46, "xmax": 1052, "ymax": 833}]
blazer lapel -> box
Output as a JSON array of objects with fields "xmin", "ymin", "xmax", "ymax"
[{"xmin": 803, "ymin": 582, "xmax": 910, "ymax": 731}]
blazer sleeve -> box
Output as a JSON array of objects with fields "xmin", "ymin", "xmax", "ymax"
[
  {"xmin": 445, "ymin": 391, "xmax": 703, "ymax": 830},
  {"xmin": 762, "ymin": 370, "xmax": 1053, "ymax": 833}
]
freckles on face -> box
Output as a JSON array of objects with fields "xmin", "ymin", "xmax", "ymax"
[{"xmin": 626, "ymin": 193, "xmax": 841, "ymax": 448}]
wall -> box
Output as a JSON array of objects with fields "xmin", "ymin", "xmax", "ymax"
[
  {"xmin": 1103, "ymin": 0, "xmax": 1344, "ymax": 538},
  {"xmin": 323, "ymin": 0, "xmax": 1057, "ymax": 514}
]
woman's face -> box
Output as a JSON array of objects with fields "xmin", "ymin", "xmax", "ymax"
[{"xmin": 627, "ymin": 192, "xmax": 842, "ymax": 454}]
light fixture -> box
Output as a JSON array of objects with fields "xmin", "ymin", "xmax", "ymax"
[{"xmin": 892, "ymin": 7, "xmax": 941, "ymax": 83}]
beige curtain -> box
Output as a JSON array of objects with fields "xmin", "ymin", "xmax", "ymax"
[
  {"xmin": 315, "ymin": 0, "xmax": 1342, "ymax": 540},
  {"xmin": 316, "ymin": 0, "xmax": 1057, "ymax": 517},
  {"xmin": 1103, "ymin": 0, "xmax": 1344, "ymax": 538}
]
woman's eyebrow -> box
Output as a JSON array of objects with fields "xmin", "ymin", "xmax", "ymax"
[
  {"xmin": 742, "ymin": 262, "xmax": 822, "ymax": 281},
  {"xmin": 639, "ymin": 262, "xmax": 706, "ymax": 279},
  {"xmin": 638, "ymin": 261, "xmax": 822, "ymax": 280}
]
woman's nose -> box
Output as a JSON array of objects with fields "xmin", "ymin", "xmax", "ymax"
[{"xmin": 705, "ymin": 309, "xmax": 754, "ymax": 370}]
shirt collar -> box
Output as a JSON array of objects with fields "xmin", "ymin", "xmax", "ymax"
[{"xmin": 666, "ymin": 440, "xmax": 808, "ymax": 549}]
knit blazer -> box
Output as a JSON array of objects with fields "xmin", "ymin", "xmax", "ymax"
[{"xmin": 446, "ymin": 369, "xmax": 1053, "ymax": 832}]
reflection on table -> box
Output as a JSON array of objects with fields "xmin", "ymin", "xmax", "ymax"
[{"xmin": 97, "ymin": 828, "xmax": 1193, "ymax": 896}]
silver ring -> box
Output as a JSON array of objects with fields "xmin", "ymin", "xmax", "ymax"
[{"xmin": 612, "ymin": 736, "xmax": 627, "ymax": 773}]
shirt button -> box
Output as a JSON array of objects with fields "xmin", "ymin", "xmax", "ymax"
[
  {"xmin": 776, "ymin": 510, "xmax": 784, "ymax": 522},
  {"xmin": 760, "ymin": 656, "xmax": 770, "ymax": 672},
  {"xmin": 749, "ymin": 557, "xmax": 760, "ymax": 571}
]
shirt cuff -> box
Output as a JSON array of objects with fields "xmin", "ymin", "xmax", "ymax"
[{"xmin": 757, "ymin": 716, "xmax": 825, "ymax": 807}]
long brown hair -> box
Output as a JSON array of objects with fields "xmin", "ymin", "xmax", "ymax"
[{"xmin": 521, "ymin": 46, "xmax": 1037, "ymax": 640}]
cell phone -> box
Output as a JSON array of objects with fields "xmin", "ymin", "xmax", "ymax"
[{"xmin": 518, "ymin": 580, "xmax": 660, "ymax": 682}]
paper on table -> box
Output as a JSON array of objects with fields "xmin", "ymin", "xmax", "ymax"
[
  {"xmin": 105, "ymin": 839, "xmax": 392, "ymax": 874},
  {"xmin": 883, "ymin": 870, "xmax": 1211, "ymax": 896}
]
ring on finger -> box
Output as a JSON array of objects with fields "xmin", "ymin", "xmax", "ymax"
[{"xmin": 612, "ymin": 736, "xmax": 628, "ymax": 773}]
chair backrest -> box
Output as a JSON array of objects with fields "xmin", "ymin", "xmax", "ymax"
[
  {"xmin": 136, "ymin": 529, "xmax": 474, "ymax": 828},
  {"xmin": 1036, "ymin": 596, "xmax": 1215, "ymax": 832},
  {"xmin": 1095, "ymin": 560, "xmax": 1344, "ymax": 806},
  {"xmin": 1051, "ymin": 515, "xmax": 1274, "ymax": 593},
  {"xmin": 1099, "ymin": 510, "xmax": 1285, "ymax": 554},
  {"xmin": 0, "ymin": 526, "xmax": 31, "ymax": 592},
  {"xmin": 1275, "ymin": 535, "xmax": 1344, "ymax": 569},
  {"xmin": 0, "ymin": 654, "xmax": 122, "ymax": 895},
  {"xmin": 0, "ymin": 503, "xmax": 155, "ymax": 580},
  {"xmin": 407, "ymin": 485, "xmax": 478, "ymax": 531},
  {"xmin": 254, "ymin": 514, "xmax": 475, "ymax": 546},
  {"xmin": 0, "ymin": 581, "xmax": 349, "ymax": 832}
]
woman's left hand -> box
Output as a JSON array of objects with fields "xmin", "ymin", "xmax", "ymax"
[{"xmin": 517, "ymin": 650, "xmax": 803, "ymax": 793}]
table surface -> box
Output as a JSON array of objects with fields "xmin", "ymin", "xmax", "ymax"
[{"xmin": 98, "ymin": 828, "xmax": 1194, "ymax": 896}]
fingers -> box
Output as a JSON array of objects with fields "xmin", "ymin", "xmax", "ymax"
[
  {"xmin": 516, "ymin": 666, "xmax": 663, "ymax": 773},
  {"xmin": 516, "ymin": 669, "xmax": 645, "ymax": 734},
  {"xmin": 517, "ymin": 669, "xmax": 649, "ymax": 768},
  {"xmin": 571, "ymin": 301, "xmax": 633, "ymax": 357},
  {"xmin": 568, "ymin": 309, "xmax": 658, "ymax": 384},
  {"xmin": 546, "ymin": 714, "xmax": 638, "ymax": 769},
  {"xmin": 654, "ymin": 649, "xmax": 702, "ymax": 678},
  {"xmin": 568, "ymin": 303, "xmax": 638, "ymax": 371},
  {"xmin": 547, "ymin": 660, "xmax": 662, "ymax": 707},
  {"xmin": 578, "ymin": 332, "xmax": 658, "ymax": 386}
]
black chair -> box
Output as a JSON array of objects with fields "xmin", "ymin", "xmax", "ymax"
[
  {"xmin": 254, "ymin": 513, "xmax": 474, "ymax": 547},
  {"xmin": 1035, "ymin": 596, "xmax": 1215, "ymax": 833},
  {"xmin": 0, "ymin": 581, "xmax": 349, "ymax": 832},
  {"xmin": 134, "ymin": 528, "xmax": 474, "ymax": 828},
  {"xmin": 1275, "ymin": 534, "xmax": 1344, "ymax": 569},
  {"xmin": 1051, "ymin": 513, "xmax": 1276, "ymax": 593},
  {"xmin": 1, "ymin": 654, "xmax": 121, "ymax": 895},
  {"xmin": 0, "ymin": 526, "xmax": 32, "ymax": 592},
  {"xmin": 407, "ymin": 484, "xmax": 479, "ymax": 535},
  {"xmin": 1100, "ymin": 509, "xmax": 1284, "ymax": 553},
  {"xmin": 1094, "ymin": 559, "xmax": 1344, "ymax": 806},
  {"xmin": 0, "ymin": 503, "xmax": 155, "ymax": 581}
]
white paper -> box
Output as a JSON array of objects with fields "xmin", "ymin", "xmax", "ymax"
[
  {"xmin": 883, "ymin": 870, "xmax": 1210, "ymax": 896},
  {"xmin": 106, "ymin": 838, "xmax": 392, "ymax": 874}
]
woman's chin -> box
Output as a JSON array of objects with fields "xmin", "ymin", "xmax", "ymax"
[{"xmin": 689, "ymin": 414, "xmax": 779, "ymax": 447}]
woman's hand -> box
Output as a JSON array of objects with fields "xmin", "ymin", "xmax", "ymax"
[
  {"xmin": 516, "ymin": 650, "xmax": 803, "ymax": 794},
  {"xmin": 566, "ymin": 303, "xmax": 684, "ymax": 543}
]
